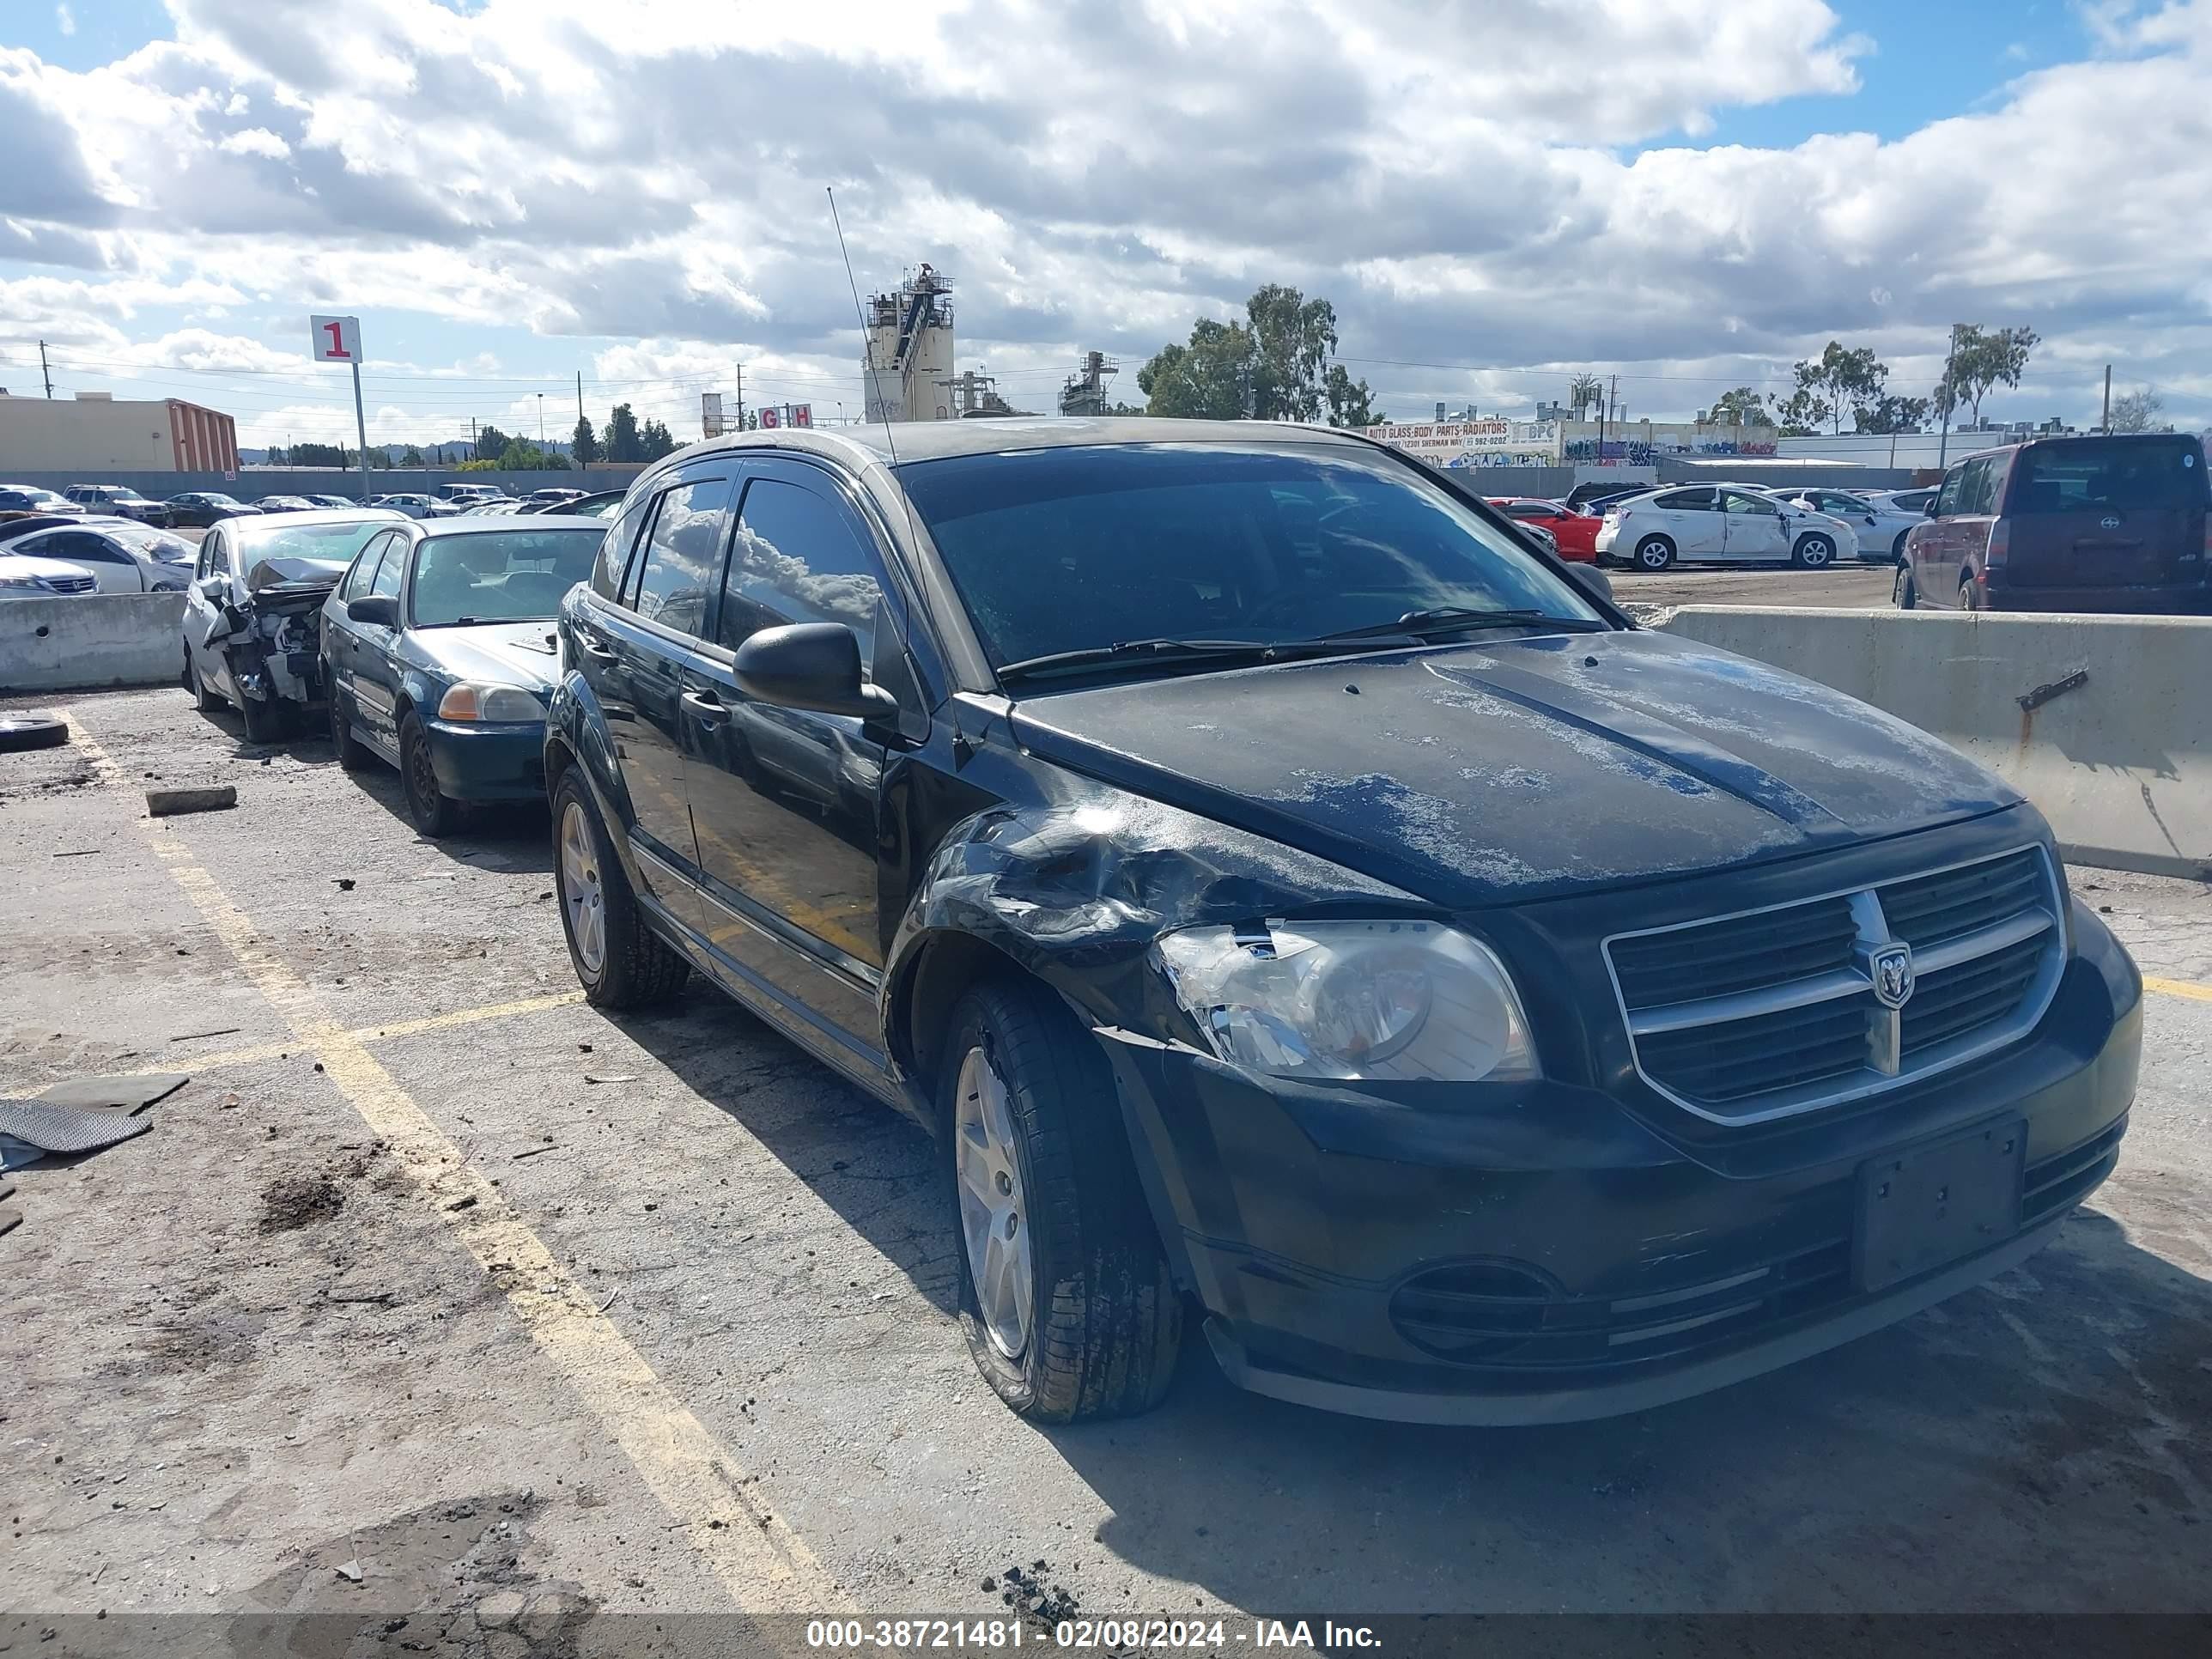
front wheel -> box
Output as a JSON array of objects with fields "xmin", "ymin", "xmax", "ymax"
[
  {"xmin": 398, "ymin": 711, "xmax": 462, "ymax": 836},
  {"xmin": 1792, "ymin": 533, "xmax": 1836, "ymax": 569},
  {"xmin": 328, "ymin": 685, "xmax": 374, "ymax": 771},
  {"xmin": 1893, "ymin": 567, "xmax": 1917, "ymax": 610},
  {"xmin": 550, "ymin": 770, "xmax": 689, "ymax": 1008},
  {"xmin": 945, "ymin": 977, "xmax": 1182, "ymax": 1422},
  {"xmin": 1632, "ymin": 535, "xmax": 1675, "ymax": 572}
]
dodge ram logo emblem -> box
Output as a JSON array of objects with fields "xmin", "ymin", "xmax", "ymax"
[{"xmin": 1870, "ymin": 944, "xmax": 1915, "ymax": 1010}]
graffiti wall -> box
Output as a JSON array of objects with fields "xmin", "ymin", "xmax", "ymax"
[{"xmin": 1559, "ymin": 421, "xmax": 1777, "ymax": 465}]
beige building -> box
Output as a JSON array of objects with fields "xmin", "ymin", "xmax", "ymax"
[{"xmin": 0, "ymin": 391, "xmax": 240, "ymax": 472}]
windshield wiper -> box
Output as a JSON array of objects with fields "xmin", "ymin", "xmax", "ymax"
[
  {"xmin": 1308, "ymin": 606, "xmax": 1607, "ymax": 644},
  {"xmin": 996, "ymin": 637, "xmax": 1299, "ymax": 684}
]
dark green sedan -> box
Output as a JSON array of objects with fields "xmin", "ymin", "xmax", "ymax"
[{"xmin": 321, "ymin": 516, "xmax": 607, "ymax": 835}]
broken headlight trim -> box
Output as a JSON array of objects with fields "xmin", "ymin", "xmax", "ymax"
[
  {"xmin": 437, "ymin": 682, "xmax": 543, "ymax": 722},
  {"xmin": 1152, "ymin": 919, "xmax": 1539, "ymax": 1083}
]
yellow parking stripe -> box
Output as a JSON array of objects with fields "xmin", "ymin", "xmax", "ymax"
[
  {"xmin": 128, "ymin": 990, "xmax": 589, "ymax": 1078},
  {"xmin": 2144, "ymin": 975, "xmax": 2212, "ymax": 1005},
  {"xmin": 68, "ymin": 714, "xmax": 850, "ymax": 1617}
]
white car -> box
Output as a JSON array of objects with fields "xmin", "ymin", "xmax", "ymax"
[
  {"xmin": 1766, "ymin": 486, "xmax": 1934, "ymax": 565},
  {"xmin": 0, "ymin": 547, "xmax": 99, "ymax": 599},
  {"xmin": 1593, "ymin": 483, "xmax": 1861, "ymax": 571},
  {"xmin": 0, "ymin": 519, "xmax": 198, "ymax": 592},
  {"xmin": 368, "ymin": 492, "xmax": 459, "ymax": 520},
  {"xmin": 62, "ymin": 483, "xmax": 167, "ymax": 523}
]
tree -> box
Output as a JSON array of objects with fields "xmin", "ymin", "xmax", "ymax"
[
  {"xmin": 473, "ymin": 424, "xmax": 511, "ymax": 463},
  {"xmin": 1854, "ymin": 393, "xmax": 1929, "ymax": 435},
  {"xmin": 1136, "ymin": 285, "xmax": 1376, "ymax": 423},
  {"xmin": 290, "ymin": 441, "xmax": 346, "ymax": 469},
  {"xmin": 1766, "ymin": 387, "xmax": 1831, "ymax": 438},
  {"xmin": 1568, "ymin": 374, "xmax": 1604, "ymax": 420},
  {"xmin": 1322, "ymin": 363, "xmax": 1379, "ymax": 428},
  {"xmin": 264, "ymin": 444, "xmax": 287, "ymax": 465},
  {"xmin": 366, "ymin": 446, "xmax": 393, "ymax": 470},
  {"xmin": 1936, "ymin": 325, "xmax": 2039, "ymax": 426},
  {"xmin": 604, "ymin": 404, "xmax": 642, "ymax": 462},
  {"xmin": 636, "ymin": 417, "xmax": 678, "ymax": 461},
  {"xmin": 2106, "ymin": 386, "xmax": 2165, "ymax": 434},
  {"xmin": 1779, "ymin": 340, "xmax": 1888, "ymax": 435},
  {"xmin": 399, "ymin": 444, "xmax": 423, "ymax": 467},
  {"xmin": 572, "ymin": 415, "xmax": 601, "ymax": 465},
  {"xmin": 1697, "ymin": 386, "xmax": 1772, "ymax": 427}
]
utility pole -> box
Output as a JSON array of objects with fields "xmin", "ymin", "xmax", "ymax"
[
  {"xmin": 538, "ymin": 392, "xmax": 545, "ymax": 449},
  {"xmin": 40, "ymin": 339, "xmax": 52, "ymax": 398},
  {"xmin": 733, "ymin": 362, "xmax": 745, "ymax": 433},
  {"xmin": 1936, "ymin": 324, "xmax": 1963, "ymax": 471},
  {"xmin": 575, "ymin": 370, "xmax": 584, "ymax": 423},
  {"xmin": 469, "ymin": 416, "xmax": 477, "ymax": 459},
  {"xmin": 2100, "ymin": 364, "xmax": 2112, "ymax": 434}
]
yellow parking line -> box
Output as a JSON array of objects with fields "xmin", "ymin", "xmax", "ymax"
[
  {"xmin": 68, "ymin": 714, "xmax": 849, "ymax": 1617},
  {"xmin": 2144, "ymin": 975, "xmax": 2212, "ymax": 1005},
  {"xmin": 130, "ymin": 991, "xmax": 590, "ymax": 1078}
]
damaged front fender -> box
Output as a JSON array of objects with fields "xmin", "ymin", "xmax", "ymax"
[{"xmin": 880, "ymin": 766, "xmax": 1426, "ymax": 1085}]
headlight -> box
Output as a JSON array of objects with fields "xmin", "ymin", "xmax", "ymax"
[
  {"xmin": 0, "ymin": 574, "xmax": 42, "ymax": 591},
  {"xmin": 1152, "ymin": 918, "xmax": 1538, "ymax": 1083},
  {"xmin": 437, "ymin": 682, "xmax": 543, "ymax": 721}
]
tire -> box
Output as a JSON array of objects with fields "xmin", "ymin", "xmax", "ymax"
[
  {"xmin": 1960, "ymin": 574, "xmax": 1984, "ymax": 612},
  {"xmin": 0, "ymin": 714, "xmax": 69, "ymax": 753},
  {"xmin": 1893, "ymin": 568, "xmax": 1917, "ymax": 610},
  {"xmin": 189, "ymin": 652, "xmax": 224, "ymax": 714},
  {"xmin": 328, "ymin": 684, "xmax": 374, "ymax": 771},
  {"xmin": 943, "ymin": 977, "xmax": 1182, "ymax": 1423},
  {"xmin": 550, "ymin": 769, "xmax": 689, "ymax": 1008},
  {"xmin": 1791, "ymin": 533, "xmax": 1836, "ymax": 569},
  {"xmin": 398, "ymin": 710, "xmax": 462, "ymax": 836},
  {"xmin": 239, "ymin": 690, "xmax": 288, "ymax": 744},
  {"xmin": 1892, "ymin": 530, "xmax": 1911, "ymax": 563},
  {"xmin": 1632, "ymin": 535, "xmax": 1675, "ymax": 572}
]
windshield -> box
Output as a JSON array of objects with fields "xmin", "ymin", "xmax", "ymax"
[
  {"xmin": 2011, "ymin": 438, "xmax": 2208, "ymax": 515},
  {"xmin": 408, "ymin": 526, "xmax": 604, "ymax": 625},
  {"xmin": 231, "ymin": 516, "xmax": 397, "ymax": 568},
  {"xmin": 897, "ymin": 442, "xmax": 1601, "ymax": 674}
]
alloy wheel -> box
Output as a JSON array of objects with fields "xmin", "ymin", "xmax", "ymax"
[
  {"xmin": 955, "ymin": 1042, "xmax": 1035, "ymax": 1359},
  {"xmin": 559, "ymin": 800, "xmax": 607, "ymax": 975}
]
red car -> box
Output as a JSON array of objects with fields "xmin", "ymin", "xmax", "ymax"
[{"xmin": 1487, "ymin": 496, "xmax": 1600, "ymax": 562}]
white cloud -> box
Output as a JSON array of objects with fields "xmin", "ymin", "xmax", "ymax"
[
  {"xmin": 0, "ymin": 0, "xmax": 2208, "ymax": 434},
  {"xmin": 54, "ymin": 4, "xmax": 74, "ymax": 38}
]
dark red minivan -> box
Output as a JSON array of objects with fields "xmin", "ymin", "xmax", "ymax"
[{"xmin": 1896, "ymin": 433, "xmax": 2211, "ymax": 612}]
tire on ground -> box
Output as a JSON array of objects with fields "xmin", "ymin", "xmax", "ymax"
[
  {"xmin": 0, "ymin": 714, "xmax": 69, "ymax": 753},
  {"xmin": 943, "ymin": 975, "xmax": 1182, "ymax": 1422},
  {"xmin": 550, "ymin": 768, "xmax": 689, "ymax": 1008}
]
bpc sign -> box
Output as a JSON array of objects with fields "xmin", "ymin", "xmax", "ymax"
[{"xmin": 310, "ymin": 314, "xmax": 363, "ymax": 363}]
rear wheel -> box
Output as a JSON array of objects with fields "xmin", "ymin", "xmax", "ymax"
[
  {"xmin": 550, "ymin": 770, "xmax": 689, "ymax": 1008},
  {"xmin": 398, "ymin": 711, "xmax": 461, "ymax": 836},
  {"xmin": 1959, "ymin": 573, "xmax": 1984, "ymax": 612},
  {"xmin": 1892, "ymin": 530, "xmax": 1911, "ymax": 563},
  {"xmin": 328, "ymin": 686, "xmax": 374, "ymax": 771},
  {"xmin": 1632, "ymin": 534, "xmax": 1675, "ymax": 572},
  {"xmin": 189, "ymin": 652, "xmax": 223, "ymax": 714},
  {"xmin": 1893, "ymin": 567, "xmax": 1917, "ymax": 610},
  {"xmin": 944, "ymin": 977, "xmax": 1182, "ymax": 1422},
  {"xmin": 1792, "ymin": 533, "xmax": 1836, "ymax": 569}
]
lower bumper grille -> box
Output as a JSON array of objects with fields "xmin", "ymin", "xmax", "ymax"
[{"xmin": 1389, "ymin": 1118, "xmax": 2123, "ymax": 1372}]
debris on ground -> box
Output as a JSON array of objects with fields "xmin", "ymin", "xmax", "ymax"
[
  {"xmin": 0, "ymin": 713, "xmax": 70, "ymax": 753},
  {"xmin": 582, "ymin": 1074, "xmax": 638, "ymax": 1085},
  {"xmin": 334, "ymin": 1559, "xmax": 364, "ymax": 1584},
  {"xmin": 38, "ymin": 1073, "xmax": 189, "ymax": 1115},
  {"xmin": 0, "ymin": 1206, "xmax": 21, "ymax": 1238},
  {"xmin": 144, "ymin": 785, "xmax": 238, "ymax": 817},
  {"xmin": 998, "ymin": 1561, "xmax": 1081, "ymax": 1625},
  {"xmin": 257, "ymin": 1171, "xmax": 349, "ymax": 1234},
  {"xmin": 513, "ymin": 1143, "xmax": 561, "ymax": 1160},
  {"xmin": 0, "ymin": 1100, "xmax": 155, "ymax": 1159},
  {"xmin": 170, "ymin": 1027, "xmax": 242, "ymax": 1044},
  {"xmin": 334, "ymin": 878, "xmax": 356, "ymax": 891}
]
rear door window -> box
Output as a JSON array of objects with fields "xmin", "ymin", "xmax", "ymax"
[
  {"xmin": 2008, "ymin": 439, "xmax": 2207, "ymax": 515},
  {"xmin": 1655, "ymin": 488, "xmax": 1716, "ymax": 511},
  {"xmin": 625, "ymin": 476, "xmax": 732, "ymax": 637}
]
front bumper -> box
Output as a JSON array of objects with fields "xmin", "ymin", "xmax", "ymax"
[
  {"xmin": 1097, "ymin": 906, "xmax": 2140, "ymax": 1425},
  {"xmin": 425, "ymin": 718, "xmax": 547, "ymax": 800}
]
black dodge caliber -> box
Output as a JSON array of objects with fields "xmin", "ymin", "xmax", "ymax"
[{"xmin": 544, "ymin": 418, "xmax": 2141, "ymax": 1425}]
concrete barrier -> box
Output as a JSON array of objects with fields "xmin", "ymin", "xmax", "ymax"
[
  {"xmin": 0, "ymin": 592, "xmax": 187, "ymax": 694},
  {"xmin": 1652, "ymin": 605, "xmax": 2212, "ymax": 879}
]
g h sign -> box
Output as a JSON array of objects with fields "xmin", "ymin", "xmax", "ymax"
[{"xmin": 310, "ymin": 315, "xmax": 363, "ymax": 363}]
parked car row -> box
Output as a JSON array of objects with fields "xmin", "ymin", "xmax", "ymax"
[{"xmin": 157, "ymin": 420, "xmax": 2145, "ymax": 1431}]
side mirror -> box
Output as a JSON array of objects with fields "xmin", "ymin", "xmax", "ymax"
[
  {"xmin": 1923, "ymin": 498, "xmax": 1941, "ymax": 518},
  {"xmin": 1565, "ymin": 563, "xmax": 1614, "ymax": 605},
  {"xmin": 347, "ymin": 595, "xmax": 399, "ymax": 628},
  {"xmin": 193, "ymin": 575, "xmax": 226, "ymax": 600},
  {"xmin": 732, "ymin": 622, "xmax": 898, "ymax": 721}
]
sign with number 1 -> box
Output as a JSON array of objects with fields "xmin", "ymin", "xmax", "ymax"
[{"xmin": 310, "ymin": 314, "xmax": 362, "ymax": 363}]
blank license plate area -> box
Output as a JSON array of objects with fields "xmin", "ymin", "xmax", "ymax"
[{"xmin": 1856, "ymin": 1118, "xmax": 2026, "ymax": 1293}]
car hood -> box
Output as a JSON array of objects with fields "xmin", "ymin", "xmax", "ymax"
[
  {"xmin": 0, "ymin": 551, "xmax": 93, "ymax": 579},
  {"xmin": 1006, "ymin": 629, "xmax": 2018, "ymax": 908},
  {"xmin": 407, "ymin": 620, "xmax": 562, "ymax": 693}
]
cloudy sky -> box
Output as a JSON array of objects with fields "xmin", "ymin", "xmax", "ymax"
[{"xmin": 2, "ymin": 0, "xmax": 2207, "ymax": 453}]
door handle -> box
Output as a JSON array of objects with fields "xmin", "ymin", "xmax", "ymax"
[
  {"xmin": 680, "ymin": 689, "xmax": 726, "ymax": 722},
  {"xmin": 576, "ymin": 632, "xmax": 618, "ymax": 661}
]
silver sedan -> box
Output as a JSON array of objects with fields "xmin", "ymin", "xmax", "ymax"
[{"xmin": 1769, "ymin": 487, "xmax": 1934, "ymax": 564}]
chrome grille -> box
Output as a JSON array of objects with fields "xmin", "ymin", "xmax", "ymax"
[
  {"xmin": 1606, "ymin": 846, "xmax": 2064, "ymax": 1124},
  {"xmin": 40, "ymin": 575, "xmax": 96, "ymax": 594}
]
